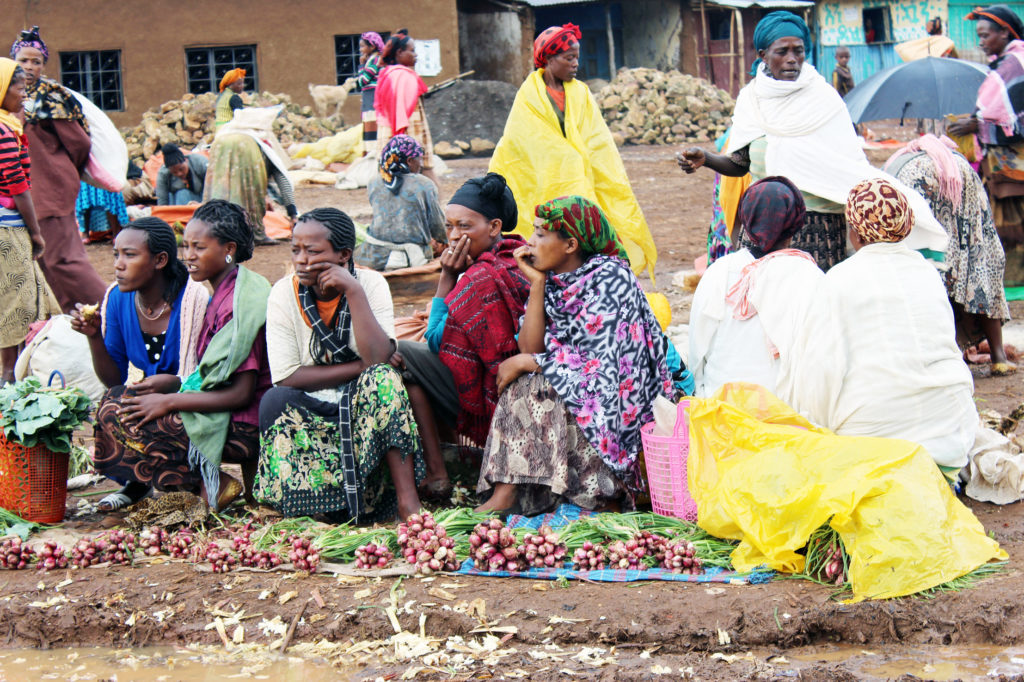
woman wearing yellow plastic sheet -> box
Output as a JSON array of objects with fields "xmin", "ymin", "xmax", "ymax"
[{"xmin": 488, "ymin": 24, "xmax": 657, "ymax": 278}]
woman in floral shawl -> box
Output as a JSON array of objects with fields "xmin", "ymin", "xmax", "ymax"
[{"xmin": 476, "ymin": 196, "xmax": 673, "ymax": 515}]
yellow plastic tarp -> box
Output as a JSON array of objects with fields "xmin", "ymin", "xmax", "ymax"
[
  {"xmin": 489, "ymin": 70, "xmax": 658, "ymax": 279},
  {"xmin": 291, "ymin": 123, "xmax": 364, "ymax": 165},
  {"xmin": 686, "ymin": 383, "xmax": 1006, "ymax": 601}
]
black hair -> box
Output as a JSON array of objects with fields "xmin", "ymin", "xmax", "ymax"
[
  {"xmin": 381, "ymin": 33, "xmax": 414, "ymax": 65},
  {"xmin": 191, "ymin": 199, "xmax": 255, "ymax": 262},
  {"xmin": 297, "ymin": 207, "xmax": 356, "ymax": 271},
  {"xmin": 122, "ymin": 217, "xmax": 189, "ymax": 304},
  {"xmin": 9, "ymin": 65, "xmax": 24, "ymax": 82}
]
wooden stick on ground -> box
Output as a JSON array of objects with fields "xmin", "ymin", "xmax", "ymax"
[{"xmin": 280, "ymin": 599, "xmax": 308, "ymax": 654}]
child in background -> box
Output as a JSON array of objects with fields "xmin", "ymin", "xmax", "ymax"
[{"xmin": 832, "ymin": 47, "xmax": 855, "ymax": 97}]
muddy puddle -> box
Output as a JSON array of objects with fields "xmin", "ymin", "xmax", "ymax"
[
  {"xmin": 781, "ymin": 644, "xmax": 1024, "ymax": 680},
  {"xmin": 0, "ymin": 646, "xmax": 351, "ymax": 681}
]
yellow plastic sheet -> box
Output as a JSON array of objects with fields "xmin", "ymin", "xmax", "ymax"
[
  {"xmin": 686, "ymin": 383, "xmax": 1006, "ymax": 601},
  {"xmin": 489, "ymin": 70, "xmax": 657, "ymax": 279},
  {"xmin": 292, "ymin": 123, "xmax": 364, "ymax": 165}
]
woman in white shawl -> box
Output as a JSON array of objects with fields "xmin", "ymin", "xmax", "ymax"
[
  {"xmin": 689, "ymin": 176, "xmax": 823, "ymax": 397},
  {"xmin": 677, "ymin": 12, "xmax": 948, "ymax": 271},
  {"xmin": 779, "ymin": 179, "xmax": 977, "ymax": 478}
]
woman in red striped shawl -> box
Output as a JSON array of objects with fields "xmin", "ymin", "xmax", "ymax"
[{"xmin": 390, "ymin": 173, "xmax": 530, "ymax": 500}]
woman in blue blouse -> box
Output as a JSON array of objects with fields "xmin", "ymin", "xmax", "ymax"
[{"xmin": 71, "ymin": 217, "xmax": 208, "ymax": 509}]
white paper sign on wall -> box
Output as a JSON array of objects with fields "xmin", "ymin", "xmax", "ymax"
[
  {"xmin": 415, "ymin": 39, "xmax": 442, "ymax": 77},
  {"xmin": 842, "ymin": 7, "xmax": 859, "ymax": 22}
]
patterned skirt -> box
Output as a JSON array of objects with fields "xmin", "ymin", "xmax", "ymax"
[
  {"xmin": 254, "ymin": 364, "xmax": 424, "ymax": 520},
  {"xmin": 92, "ymin": 385, "xmax": 259, "ymax": 492},
  {"xmin": 478, "ymin": 373, "xmax": 625, "ymax": 516},
  {"xmin": 0, "ymin": 212, "xmax": 60, "ymax": 348},
  {"xmin": 361, "ymin": 89, "xmax": 377, "ymax": 140},
  {"xmin": 737, "ymin": 210, "xmax": 848, "ymax": 272},
  {"xmin": 203, "ymin": 133, "xmax": 268, "ymax": 238}
]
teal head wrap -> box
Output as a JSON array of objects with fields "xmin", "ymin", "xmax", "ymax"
[{"xmin": 750, "ymin": 11, "xmax": 811, "ymax": 76}]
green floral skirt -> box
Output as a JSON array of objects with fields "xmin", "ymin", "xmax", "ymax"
[{"xmin": 254, "ymin": 364, "xmax": 424, "ymax": 520}]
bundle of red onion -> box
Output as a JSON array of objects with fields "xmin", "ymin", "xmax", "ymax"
[
  {"xmin": 606, "ymin": 538, "xmax": 647, "ymax": 570},
  {"xmin": 203, "ymin": 545, "xmax": 237, "ymax": 573},
  {"xmin": 167, "ymin": 530, "xmax": 195, "ymax": 559},
  {"xmin": 0, "ymin": 537, "xmax": 35, "ymax": 569},
  {"xmin": 634, "ymin": 530, "xmax": 669, "ymax": 564},
  {"xmin": 287, "ymin": 535, "xmax": 320, "ymax": 572},
  {"xmin": 468, "ymin": 518, "xmax": 524, "ymax": 572},
  {"xmin": 399, "ymin": 512, "xmax": 459, "ymax": 574},
  {"xmin": 70, "ymin": 537, "xmax": 99, "ymax": 568},
  {"xmin": 661, "ymin": 539, "xmax": 703, "ymax": 574},
  {"xmin": 95, "ymin": 529, "xmax": 136, "ymax": 565},
  {"xmin": 571, "ymin": 540, "xmax": 606, "ymax": 570},
  {"xmin": 354, "ymin": 542, "xmax": 393, "ymax": 569},
  {"xmin": 239, "ymin": 546, "xmax": 282, "ymax": 570},
  {"xmin": 518, "ymin": 525, "xmax": 567, "ymax": 569},
  {"xmin": 36, "ymin": 541, "xmax": 68, "ymax": 571},
  {"xmin": 822, "ymin": 541, "xmax": 845, "ymax": 586},
  {"xmin": 231, "ymin": 524, "xmax": 255, "ymax": 551},
  {"xmin": 138, "ymin": 526, "xmax": 168, "ymax": 557}
]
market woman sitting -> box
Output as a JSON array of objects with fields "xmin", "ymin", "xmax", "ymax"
[
  {"xmin": 390, "ymin": 173, "xmax": 530, "ymax": 500},
  {"xmin": 476, "ymin": 196, "xmax": 673, "ymax": 515},
  {"xmin": 355, "ymin": 134, "xmax": 445, "ymax": 271},
  {"xmin": 689, "ymin": 176, "xmax": 823, "ymax": 397},
  {"xmin": 71, "ymin": 217, "xmax": 208, "ymax": 509},
  {"xmin": 81, "ymin": 202, "xmax": 272, "ymax": 511},
  {"xmin": 255, "ymin": 208, "xmax": 425, "ymax": 522}
]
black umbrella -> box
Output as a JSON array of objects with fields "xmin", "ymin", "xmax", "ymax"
[{"xmin": 843, "ymin": 57, "xmax": 989, "ymax": 124}]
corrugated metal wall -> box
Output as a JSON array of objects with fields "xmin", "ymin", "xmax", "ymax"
[{"xmin": 817, "ymin": 43, "xmax": 904, "ymax": 85}]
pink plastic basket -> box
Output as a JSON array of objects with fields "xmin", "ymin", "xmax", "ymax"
[{"xmin": 640, "ymin": 399, "xmax": 697, "ymax": 522}]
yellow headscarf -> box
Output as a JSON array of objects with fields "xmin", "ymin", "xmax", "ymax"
[
  {"xmin": 218, "ymin": 68, "xmax": 246, "ymax": 92},
  {"xmin": 0, "ymin": 57, "xmax": 24, "ymax": 135}
]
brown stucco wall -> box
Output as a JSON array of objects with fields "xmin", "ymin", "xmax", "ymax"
[{"xmin": 1, "ymin": 0, "xmax": 460, "ymax": 127}]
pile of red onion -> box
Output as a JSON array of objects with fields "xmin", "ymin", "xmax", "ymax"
[
  {"xmin": 468, "ymin": 518, "xmax": 524, "ymax": 572},
  {"xmin": 398, "ymin": 512, "xmax": 458, "ymax": 575},
  {"xmin": 517, "ymin": 525, "xmax": 566, "ymax": 569},
  {"xmin": 661, "ymin": 539, "xmax": 703, "ymax": 574},
  {"xmin": 0, "ymin": 537, "xmax": 35, "ymax": 569},
  {"xmin": 287, "ymin": 535, "xmax": 320, "ymax": 572},
  {"xmin": 354, "ymin": 542, "xmax": 393, "ymax": 569}
]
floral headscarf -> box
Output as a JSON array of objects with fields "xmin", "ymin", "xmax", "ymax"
[
  {"xmin": 533, "ymin": 24, "xmax": 582, "ymax": 69},
  {"xmin": 535, "ymin": 195, "xmax": 629, "ymax": 261},
  {"xmin": 845, "ymin": 178, "xmax": 914, "ymax": 244},
  {"xmin": 378, "ymin": 134, "xmax": 423, "ymax": 194},
  {"xmin": 10, "ymin": 26, "xmax": 48, "ymax": 62},
  {"xmin": 361, "ymin": 31, "xmax": 386, "ymax": 54}
]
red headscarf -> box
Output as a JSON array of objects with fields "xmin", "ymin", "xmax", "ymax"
[{"xmin": 533, "ymin": 24, "xmax": 582, "ymax": 69}]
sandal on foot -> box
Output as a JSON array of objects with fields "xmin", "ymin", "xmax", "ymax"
[
  {"xmin": 992, "ymin": 362, "xmax": 1018, "ymax": 376},
  {"xmin": 417, "ymin": 478, "xmax": 453, "ymax": 503},
  {"xmin": 215, "ymin": 477, "xmax": 244, "ymax": 512},
  {"xmin": 97, "ymin": 483, "xmax": 150, "ymax": 512}
]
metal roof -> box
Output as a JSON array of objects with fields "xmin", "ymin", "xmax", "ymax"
[{"xmin": 708, "ymin": 0, "xmax": 815, "ymax": 8}]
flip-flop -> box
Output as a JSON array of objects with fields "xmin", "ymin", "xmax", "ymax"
[
  {"xmin": 97, "ymin": 492, "xmax": 133, "ymax": 512},
  {"xmin": 992, "ymin": 362, "xmax": 1018, "ymax": 376},
  {"xmin": 215, "ymin": 477, "xmax": 244, "ymax": 512}
]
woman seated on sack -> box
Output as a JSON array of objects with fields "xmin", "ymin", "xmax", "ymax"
[
  {"xmin": 70, "ymin": 217, "xmax": 208, "ymax": 509},
  {"xmin": 475, "ymin": 196, "xmax": 674, "ymax": 515},
  {"xmin": 254, "ymin": 207, "xmax": 425, "ymax": 522},
  {"xmin": 389, "ymin": 173, "xmax": 530, "ymax": 501},
  {"xmin": 689, "ymin": 176, "xmax": 824, "ymax": 397},
  {"xmin": 80, "ymin": 201, "xmax": 272, "ymax": 511},
  {"xmin": 355, "ymin": 135, "xmax": 445, "ymax": 271},
  {"xmin": 885, "ymin": 134, "xmax": 1014, "ymax": 374},
  {"xmin": 780, "ymin": 179, "xmax": 977, "ymax": 478}
]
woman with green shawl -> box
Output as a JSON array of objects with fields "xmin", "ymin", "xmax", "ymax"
[{"xmin": 91, "ymin": 200, "xmax": 272, "ymax": 511}]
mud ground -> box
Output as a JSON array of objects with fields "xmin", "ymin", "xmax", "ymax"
[{"xmin": 30, "ymin": 136, "xmax": 1024, "ymax": 679}]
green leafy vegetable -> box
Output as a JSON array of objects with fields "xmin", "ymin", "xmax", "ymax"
[{"xmin": 0, "ymin": 377, "xmax": 92, "ymax": 453}]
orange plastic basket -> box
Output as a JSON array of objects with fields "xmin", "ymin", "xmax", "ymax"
[
  {"xmin": 640, "ymin": 399, "xmax": 698, "ymax": 522},
  {"xmin": 0, "ymin": 431, "xmax": 69, "ymax": 524}
]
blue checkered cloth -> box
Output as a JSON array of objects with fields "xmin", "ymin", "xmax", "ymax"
[{"xmin": 456, "ymin": 504, "xmax": 774, "ymax": 584}]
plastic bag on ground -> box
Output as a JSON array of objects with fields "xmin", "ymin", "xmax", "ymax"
[{"xmin": 686, "ymin": 383, "xmax": 1006, "ymax": 601}]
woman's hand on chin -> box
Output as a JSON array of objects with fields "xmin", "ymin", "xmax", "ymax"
[
  {"xmin": 309, "ymin": 262, "xmax": 359, "ymax": 297},
  {"xmin": 513, "ymin": 246, "xmax": 546, "ymax": 286}
]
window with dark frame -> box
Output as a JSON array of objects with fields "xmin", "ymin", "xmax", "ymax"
[
  {"xmin": 707, "ymin": 10, "xmax": 732, "ymax": 41},
  {"xmin": 185, "ymin": 45, "xmax": 258, "ymax": 95},
  {"xmin": 58, "ymin": 50, "xmax": 123, "ymax": 111},
  {"xmin": 334, "ymin": 32, "xmax": 390, "ymax": 84}
]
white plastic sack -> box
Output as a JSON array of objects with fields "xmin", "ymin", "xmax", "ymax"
[
  {"xmin": 68, "ymin": 88, "xmax": 128, "ymax": 192},
  {"xmin": 14, "ymin": 315, "xmax": 105, "ymax": 403}
]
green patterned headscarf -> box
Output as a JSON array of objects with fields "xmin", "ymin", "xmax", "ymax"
[{"xmin": 534, "ymin": 195, "xmax": 629, "ymax": 261}]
